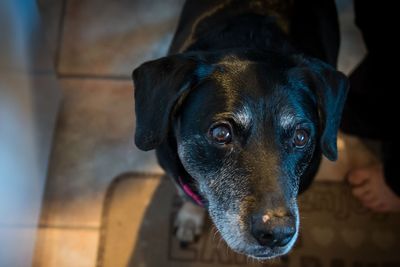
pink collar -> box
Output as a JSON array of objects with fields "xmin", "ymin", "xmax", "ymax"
[{"xmin": 178, "ymin": 176, "xmax": 203, "ymax": 206}]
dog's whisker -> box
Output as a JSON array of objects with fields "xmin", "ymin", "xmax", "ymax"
[
  {"xmin": 225, "ymin": 242, "xmax": 229, "ymax": 258},
  {"xmin": 211, "ymin": 227, "xmax": 219, "ymax": 241},
  {"xmin": 246, "ymin": 254, "xmax": 250, "ymax": 264},
  {"xmin": 217, "ymin": 235, "xmax": 223, "ymax": 249},
  {"xmin": 249, "ymin": 255, "xmax": 256, "ymax": 264}
]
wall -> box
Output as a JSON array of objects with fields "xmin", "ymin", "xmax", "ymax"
[{"xmin": 0, "ymin": 0, "xmax": 61, "ymax": 266}]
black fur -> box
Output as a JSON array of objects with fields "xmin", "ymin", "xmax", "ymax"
[{"xmin": 132, "ymin": 0, "xmax": 348, "ymax": 259}]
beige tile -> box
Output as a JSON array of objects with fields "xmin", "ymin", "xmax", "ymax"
[
  {"xmin": 40, "ymin": 78, "xmax": 163, "ymax": 228},
  {"xmin": 57, "ymin": 0, "xmax": 364, "ymax": 77},
  {"xmin": 58, "ymin": 0, "xmax": 184, "ymax": 76},
  {"xmin": 33, "ymin": 227, "xmax": 98, "ymax": 267}
]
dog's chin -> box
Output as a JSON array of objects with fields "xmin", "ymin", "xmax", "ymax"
[
  {"xmin": 227, "ymin": 231, "xmax": 298, "ymax": 260},
  {"xmin": 247, "ymin": 235, "xmax": 298, "ymax": 260}
]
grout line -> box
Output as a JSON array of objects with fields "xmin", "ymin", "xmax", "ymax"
[
  {"xmin": 54, "ymin": 0, "xmax": 68, "ymax": 72},
  {"xmin": 58, "ymin": 73, "xmax": 132, "ymax": 81}
]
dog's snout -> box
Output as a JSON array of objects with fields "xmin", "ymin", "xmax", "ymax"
[{"xmin": 250, "ymin": 211, "xmax": 296, "ymax": 248}]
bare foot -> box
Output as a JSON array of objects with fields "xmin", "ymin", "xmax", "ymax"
[{"xmin": 347, "ymin": 164, "xmax": 400, "ymax": 212}]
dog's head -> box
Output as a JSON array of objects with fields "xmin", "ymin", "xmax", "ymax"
[{"xmin": 132, "ymin": 51, "xmax": 348, "ymax": 259}]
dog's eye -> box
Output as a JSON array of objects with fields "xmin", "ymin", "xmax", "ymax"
[
  {"xmin": 293, "ymin": 128, "xmax": 309, "ymax": 148},
  {"xmin": 210, "ymin": 123, "xmax": 232, "ymax": 144}
]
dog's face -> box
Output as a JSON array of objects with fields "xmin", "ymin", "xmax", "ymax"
[{"xmin": 133, "ymin": 51, "xmax": 347, "ymax": 259}]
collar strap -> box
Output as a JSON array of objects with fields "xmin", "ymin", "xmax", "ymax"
[{"xmin": 178, "ymin": 176, "xmax": 203, "ymax": 206}]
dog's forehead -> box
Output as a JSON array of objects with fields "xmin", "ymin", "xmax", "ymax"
[
  {"xmin": 213, "ymin": 55, "xmax": 290, "ymax": 86},
  {"xmin": 209, "ymin": 62, "xmax": 302, "ymax": 113},
  {"xmin": 180, "ymin": 56, "xmax": 314, "ymax": 130},
  {"xmin": 183, "ymin": 79, "xmax": 307, "ymax": 131}
]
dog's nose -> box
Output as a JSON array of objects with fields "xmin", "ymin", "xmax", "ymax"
[{"xmin": 250, "ymin": 212, "xmax": 296, "ymax": 248}]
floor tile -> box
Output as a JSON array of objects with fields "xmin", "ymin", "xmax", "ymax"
[
  {"xmin": 33, "ymin": 227, "xmax": 98, "ymax": 267},
  {"xmin": 40, "ymin": 78, "xmax": 163, "ymax": 228},
  {"xmin": 58, "ymin": 0, "xmax": 184, "ymax": 77}
]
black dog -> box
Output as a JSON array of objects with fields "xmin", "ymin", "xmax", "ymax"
[{"xmin": 132, "ymin": 0, "xmax": 348, "ymax": 259}]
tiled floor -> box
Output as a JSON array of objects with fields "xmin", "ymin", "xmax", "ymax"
[
  {"xmin": 33, "ymin": 0, "xmax": 183, "ymax": 266},
  {"xmin": 39, "ymin": 78, "xmax": 164, "ymax": 228},
  {"xmin": 33, "ymin": 0, "xmax": 366, "ymax": 266},
  {"xmin": 58, "ymin": 0, "xmax": 184, "ymax": 77},
  {"xmin": 33, "ymin": 228, "xmax": 99, "ymax": 267}
]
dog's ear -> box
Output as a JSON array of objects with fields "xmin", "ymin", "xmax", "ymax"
[
  {"xmin": 132, "ymin": 54, "xmax": 213, "ymax": 151},
  {"xmin": 296, "ymin": 56, "xmax": 348, "ymax": 161}
]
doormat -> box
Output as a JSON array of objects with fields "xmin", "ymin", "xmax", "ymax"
[{"xmin": 96, "ymin": 173, "xmax": 400, "ymax": 267}]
